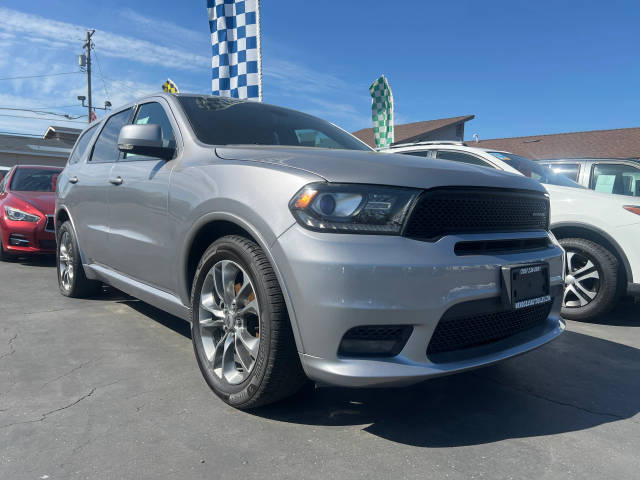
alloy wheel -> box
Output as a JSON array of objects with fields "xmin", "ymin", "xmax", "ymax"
[
  {"xmin": 198, "ymin": 259, "xmax": 260, "ymax": 385},
  {"xmin": 563, "ymin": 249, "xmax": 600, "ymax": 308},
  {"xmin": 58, "ymin": 231, "xmax": 74, "ymax": 291}
]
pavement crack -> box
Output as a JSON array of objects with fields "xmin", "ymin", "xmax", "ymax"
[
  {"xmin": 40, "ymin": 358, "xmax": 97, "ymax": 390},
  {"xmin": 0, "ymin": 387, "xmax": 96, "ymax": 430},
  {"xmin": 0, "ymin": 334, "xmax": 17, "ymax": 360},
  {"xmin": 485, "ymin": 375, "xmax": 629, "ymax": 421},
  {"xmin": 0, "ymin": 379, "xmax": 122, "ymax": 429}
]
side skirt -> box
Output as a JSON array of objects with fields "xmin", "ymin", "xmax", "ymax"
[{"xmin": 85, "ymin": 263, "xmax": 191, "ymax": 321}]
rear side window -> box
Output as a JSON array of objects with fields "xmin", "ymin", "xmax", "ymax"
[
  {"xmin": 591, "ymin": 163, "xmax": 640, "ymax": 197},
  {"xmin": 68, "ymin": 125, "xmax": 98, "ymax": 165},
  {"xmin": 90, "ymin": 108, "xmax": 133, "ymax": 163},
  {"xmin": 436, "ymin": 150, "xmax": 491, "ymax": 167},
  {"xmin": 401, "ymin": 150, "xmax": 430, "ymax": 158},
  {"xmin": 548, "ymin": 163, "xmax": 580, "ymax": 182}
]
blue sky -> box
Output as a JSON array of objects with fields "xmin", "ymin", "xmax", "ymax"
[{"xmin": 0, "ymin": 0, "xmax": 638, "ymax": 140}]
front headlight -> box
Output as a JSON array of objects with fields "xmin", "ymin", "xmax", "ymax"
[
  {"xmin": 289, "ymin": 183, "xmax": 420, "ymax": 234},
  {"xmin": 4, "ymin": 206, "xmax": 40, "ymax": 222}
]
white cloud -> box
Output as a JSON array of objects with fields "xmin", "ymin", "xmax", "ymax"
[
  {"xmin": 0, "ymin": 7, "xmax": 209, "ymax": 71},
  {"xmin": 263, "ymin": 58, "xmax": 347, "ymax": 94},
  {"xmin": 119, "ymin": 8, "xmax": 209, "ymax": 52}
]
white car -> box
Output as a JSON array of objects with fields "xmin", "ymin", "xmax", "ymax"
[{"xmin": 386, "ymin": 141, "xmax": 640, "ymax": 320}]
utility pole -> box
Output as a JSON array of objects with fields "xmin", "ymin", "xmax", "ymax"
[{"xmin": 83, "ymin": 30, "xmax": 95, "ymax": 123}]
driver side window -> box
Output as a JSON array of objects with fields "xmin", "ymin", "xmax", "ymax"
[{"xmin": 123, "ymin": 102, "xmax": 176, "ymax": 162}]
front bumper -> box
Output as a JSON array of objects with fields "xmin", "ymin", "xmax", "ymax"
[
  {"xmin": 1, "ymin": 215, "xmax": 56, "ymax": 254},
  {"xmin": 271, "ymin": 225, "xmax": 565, "ymax": 387}
]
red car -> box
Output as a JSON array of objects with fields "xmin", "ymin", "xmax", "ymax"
[{"xmin": 0, "ymin": 165, "xmax": 62, "ymax": 260}]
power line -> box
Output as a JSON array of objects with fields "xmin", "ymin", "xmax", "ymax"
[
  {"xmin": 0, "ymin": 107, "xmax": 84, "ymax": 119},
  {"xmin": 92, "ymin": 47, "xmax": 110, "ymax": 100},
  {"xmin": 0, "ymin": 113, "xmax": 86, "ymax": 124},
  {"xmin": 0, "ymin": 71, "xmax": 82, "ymax": 81}
]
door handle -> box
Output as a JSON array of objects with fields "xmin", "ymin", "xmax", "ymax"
[
  {"xmin": 68, "ymin": 176, "xmax": 78, "ymax": 184},
  {"xmin": 109, "ymin": 176, "xmax": 124, "ymax": 185}
]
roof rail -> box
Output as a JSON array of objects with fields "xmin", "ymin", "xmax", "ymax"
[{"xmin": 386, "ymin": 140, "xmax": 467, "ymax": 149}]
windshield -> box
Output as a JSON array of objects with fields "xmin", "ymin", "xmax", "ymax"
[
  {"xmin": 177, "ymin": 95, "xmax": 371, "ymax": 151},
  {"xmin": 10, "ymin": 168, "xmax": 61, "ymax": 192},
  {"xmin": 488, "ymin": 152, "xmax": 584, "ymax": 188}
]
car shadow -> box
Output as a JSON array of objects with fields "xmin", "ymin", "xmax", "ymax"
[
  {"xmin": 119, "ymin": 298, "xmax": 192, "ymax": 339},
  {"xmin": 119, "ymin": 295, "xmax": 640, "ymax": 448},
  {"xmin": 11, "ymin": 254, "xmax": 56, "ymax": 267},
  {"xmin": 579, "ymin": 299, "xmax": 640, "ymax": 327},
  {"xmin": 249, "ymin": 330, "xmax": 639, "ymax": 447}
]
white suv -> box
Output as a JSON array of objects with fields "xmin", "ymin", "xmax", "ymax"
[{"xmin": 387, "ymin": 141, "xmax": 640, "ymax": 320}]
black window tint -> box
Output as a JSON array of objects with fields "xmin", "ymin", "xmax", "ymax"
[
  {"xmin": 591, "ymin": 163, "xmax": 640, "ymax": 197},
  {"xmin": 402, "ymin": 150, "xmax": 430, "ymax": 158},
  {"xmin": 68, "ymin": 125, "xmax": 97, "ymax": 165},
  {"xmin": 124, "ymin": 102, "xmax": 176, "ymax": 161},
  {"xmin": 10, "ymin": 168, "xmax": 62, "ymax": 192},
  {"xmin": 89, "ymin": 108, "xmax": 133, "ymax": 163},
  {"xmin": 177, "ymin": 95, "xmax": 370, "ymax": 151},
  {"xmin": 436, "ymin": 150, "xmax": 490, "ymax": 167},
  {"xmin": 548, "ymin": 163, "xmax": 580, "ymax": 182},
  {"xmin": 0, "ymin": 171, "xmax": 9, "ymax": 192}
]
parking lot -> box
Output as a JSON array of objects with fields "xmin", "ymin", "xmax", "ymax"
[{"xmin": 0, "ymin": 256, "xmax": 638, "ymax": 480}]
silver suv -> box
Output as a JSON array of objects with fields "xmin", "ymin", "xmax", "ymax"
[{"xmin": 56, "ymin": 93, "xmax": 565, "ymax": 408}]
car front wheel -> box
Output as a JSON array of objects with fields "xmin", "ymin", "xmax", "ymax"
[
  {"xmin": 560, "ymin": 237, "xmax": 620, "ymax": 320},
  {"xmin": 191, "ymin": 235, "xmax": 306, "ymax": 409},
  {"xmin": 56, "ymin": 221, "xmax": 101, "ymax": 298}
]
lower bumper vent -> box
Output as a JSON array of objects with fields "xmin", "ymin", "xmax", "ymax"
[
  {"xmin": 338, "ymin": 325, "xmax": 413, "ymax": 357},
  {"xmin": 427, "ymin": 301, "xmax": 552, "ymax": 358}
]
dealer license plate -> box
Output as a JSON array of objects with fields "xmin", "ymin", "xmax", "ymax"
[{"xmin": 508, "ymin": 264, "xmax": 551, "ymax": 309}]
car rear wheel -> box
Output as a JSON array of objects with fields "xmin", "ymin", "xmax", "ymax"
[
  {"xmin": 559, "ymin": 237, "xmax": 620, "ymax": 320},
  {"xmin": 191, "ymin": 235, "xmax": 306, "ymax": 409},
  {"xmin": 56, "ymin": 221, "xmax": 101, "ymax": 298}
]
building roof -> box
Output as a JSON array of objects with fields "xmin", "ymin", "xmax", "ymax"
[
  {"xmin": 43, "ymin": 125, "xmax": 82, "ymax": 140},
  {"xmin": 352, "ymin": 115, "xmax": 475, "ymax": 147},
  {"xmin": 470, "ymin": 127, "xmax": 640, "ymax": 160},
  {"xmin": 0, "ymin": 131, "xmax": 77, "ymax": 159}
]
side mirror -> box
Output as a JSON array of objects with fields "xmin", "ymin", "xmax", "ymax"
[{"xmin": 118, "ymin": 124, "xmax": 174, "ymax": 160}]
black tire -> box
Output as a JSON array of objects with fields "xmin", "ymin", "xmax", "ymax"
[
  {"xmin": 56, "ymin": 221, "xmax": 101, "ymax": 298},
  {"xmin": 559, "ymin": 237, "xmax": 620, "ymax": 320},
  {"xmin": 191, "ymin": 235, "xmax": 306, "ymax": 409}
]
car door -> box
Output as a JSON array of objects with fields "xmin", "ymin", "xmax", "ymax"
[
  {"xmin": 66, "ymin": 108, "xmax": 133, "ymax": 265},
  {"xmin": 106, "ymin": 100, "xmax": 179, "ymax": 290}
]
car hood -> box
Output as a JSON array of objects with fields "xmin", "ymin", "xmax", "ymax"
[
  {"xmin": 215, "ymin": 146, "xmax": 547, "ymax": 192},
  {"xmin": 10, "ymin": 191, "xmax": 56, "ymax": 214}
]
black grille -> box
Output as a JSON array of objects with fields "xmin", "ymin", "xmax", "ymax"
[
  {"xmin": 454, "ymin": 237, "xmax": 550, "ymax": 256},
  {"xmin": 45, "ymin": 216, "xmax": 55, "ymax": 232},
  {"xmin": 427, "ymin": 302, "xmax": 552, "ymax": 357},
  {"xmin": 339, "ymin": 325, "xmax": 413, "ymax": 357},
  {"xmin": 404, "ymin": 188, "xmax": 549, "ymax": 240}
]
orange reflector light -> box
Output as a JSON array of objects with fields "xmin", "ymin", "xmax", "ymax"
[
  {"xmin": 623, "ymin": 205, "xmax": 640, "ymax": 216},
  {"xmin": 294, "ymin": 190, "xmax": 317, "ymax": 209}
]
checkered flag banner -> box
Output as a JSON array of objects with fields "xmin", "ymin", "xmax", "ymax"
[
  {"xmin": 162, "ymin": 79, "xmax": 179, "ymax": 94},
  {"xmin": 207, "ymin": 0, "xmax": 262, "ymax": 101},
  {"xmin": 369, "ymin": 75, "xmax": 394, "ymax": 149}
]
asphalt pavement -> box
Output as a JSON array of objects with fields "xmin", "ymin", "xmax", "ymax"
[{"xmin": 1, "ymin": 255, "xmax": 639, "ymax": 479}]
